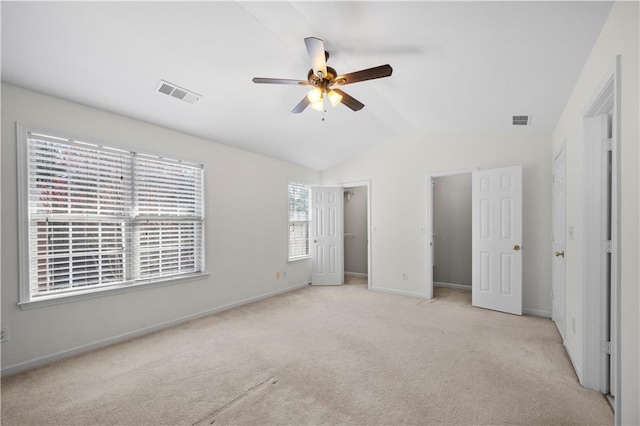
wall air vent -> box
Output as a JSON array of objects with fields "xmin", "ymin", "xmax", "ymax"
[
  {"xmin": 155, "ymin": 80, "xmax": 201, "ymax": 104},
  {"xmin": 512, "ymin": 115, "xmax": 531, "ymax": 126}
]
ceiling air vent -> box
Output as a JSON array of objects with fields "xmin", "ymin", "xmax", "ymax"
[
  {"xmin": 512, "ymin": 115, "xmax": 531, "ymax": 126},
  {"xmin": 155, "ymin": 80, "xmax": 201, "ymax": 104}
]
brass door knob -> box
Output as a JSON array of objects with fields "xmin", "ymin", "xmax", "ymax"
[
  {"xmin": 313, "ymin": 240, "xmax": 317, "ymax": 243},
  {"xmin": 555, "ymin": 251, "xmax": 565, "ymax": 257},
  {"xmin": 513, "ymin": 245, "xmax": 521, "ymax": 251}
]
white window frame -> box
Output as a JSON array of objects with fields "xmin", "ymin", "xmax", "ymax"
[
  {"xmin": 17, "ymin": 123, "xmax": 207, "ymax": 309},
  {"xmin": 288, "ymin": 182, "xmax": 311, "ymax": 261}
]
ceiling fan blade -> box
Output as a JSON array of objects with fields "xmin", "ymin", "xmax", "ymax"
[
  {"xmin": 304, "ymin": 37, "xmax": 327, "ymax": 79},
  {"xmin": 291, "ymin": 96, "xmax": 311, "ymax": 113},
  {"xmin": 332, "ymin": 89, "xmax": 364, "ymax": 111},
  {"xmin": 252, "ymin": 77, "xmax": 309, "ymax": 85},
  {"xmin": 334, "ymin": 64, "xmax": 393, "ymax": 85}
]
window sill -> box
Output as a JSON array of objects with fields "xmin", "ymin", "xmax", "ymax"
[
  {"xmin": 18, "ymin": 272, "xmax": 211, "ymax": 310},
  {"xmin": 288, "ymin": 256, "xmax": 311, "ymax": 263}
]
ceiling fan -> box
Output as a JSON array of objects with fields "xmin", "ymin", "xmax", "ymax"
[{"xmin": 252, "ymin": 37, "xmax": 393, "ymax": 114}]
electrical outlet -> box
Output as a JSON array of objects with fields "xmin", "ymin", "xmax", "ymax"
[
  {"xmin": 275, "ymin": 272, "xmax": 281, "ymax": 279},
  {"xmin": 1, "ymin": 326, "xmax": 8, "ymax": 343},
  {"xmin": 282, "ymin": 271, "xmax": 287, "ymax": 279},
  {"xmin": 402, "ymin": 272, "xmax": 408, "ymax": 280}
]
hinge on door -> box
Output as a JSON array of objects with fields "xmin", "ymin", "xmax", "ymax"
[
  {"xmin": 602, "ymin": 138, "xmax": 613, "ymax": 152},
  {"xmin": 602, "ymin": 340, "xmax": 611, "ymax": 355},
  {"xmin": 602, "ymin": 240, "xmax": 612, "ymax": 253}
]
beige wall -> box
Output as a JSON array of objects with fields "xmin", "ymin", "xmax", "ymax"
[
  {"xmin": 1, "ymin": 83, "xmax": 319, "ymax": 373},
  {"xmin": 321, "ymin": 130, "xmax": 552, "ymax": 315},
  {"xmin": 551, "ymin": 2, "xmax": 639, "ymax": 424}
]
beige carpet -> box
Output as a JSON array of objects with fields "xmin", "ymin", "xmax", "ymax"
[{"xmin": 1, "ymin": 283, "xmax": 613, "ymax": 425}]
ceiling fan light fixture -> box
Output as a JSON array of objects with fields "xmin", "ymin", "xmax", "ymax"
[
  {"xmin": 307, "ymin": 87, "xmax": 325, "ymax": 111},
  {"xmin": 307, "ymin": 87, "xmax": 323, "ymax": 104},
  {"xmin": 252, "ymin": 37, "xmax": 392, "ymax": 114},
  {"xmin": 310, "ymin": 98, "xmax": 325, "ymax": 111},
  {"xmin": 328, "ymin": 90, "xmax": 342, "ymax": 107}
]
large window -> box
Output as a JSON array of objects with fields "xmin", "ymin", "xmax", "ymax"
[
  {"xmin": 17, "ymin": 125, "xmax": 205, "ymax": 305},
  {"xmin": 288, "ymin": 182, "xmax": 311, "ymax": 260}
]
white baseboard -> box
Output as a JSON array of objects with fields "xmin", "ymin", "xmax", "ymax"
[
  {"xmin": 522, "ymin": 307, "xmax": 552, "ymax": 318},
  {"xmin": 564, "ymin": 340, "xmax": 583, "ymax": 383},
  {"xmin": 434, "ymin": 281, "xmax": 471, "ymax": 291},
  {"xmin": 1, "ymin": 282, "xmax": 310, "ymax": 377},
  {"xmin": 345, "ymin": 272, "xmax": 368, "ymax": 277},
  {"xmin": 370, "ymin": 286, "xmax": 428, "ymax": 299}
]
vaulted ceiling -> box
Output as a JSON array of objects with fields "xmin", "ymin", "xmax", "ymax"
[{"xmin": 1, "ymin": 1, "xmax": 613, "ymax": 170}]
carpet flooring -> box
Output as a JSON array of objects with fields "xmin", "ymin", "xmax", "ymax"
[{"xmin": 1, "ymin": 282, "xmax": 613, "ymax": 425}]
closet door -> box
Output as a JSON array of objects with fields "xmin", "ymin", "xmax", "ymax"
[
  {"xmin": 472, "ymin": 166, "xmax": 522, "ymax": 315},
  {"xmin": 311, "ymin": 187, "xmax": 343, "ymax": 285}
]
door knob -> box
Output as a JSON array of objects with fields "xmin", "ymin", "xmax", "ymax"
[
  {"xmin": 555, "ymin": 251, "xmax": 565, "ymax": 257},
  {"xmin": 313, "ymin": 240, "xmax": 317, "ymax": 243},
  {"xmin": 513, "ymin": 245, "xmax": 521, "ymax": 251}
]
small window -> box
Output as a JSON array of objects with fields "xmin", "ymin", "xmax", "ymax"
[
  {"xmin": 288, "ymin": 182, "xmax": 311, "ymax": 261},
  {"xmin": 17, "ymin": 125, "xmax": 205, "ymax": 304}
]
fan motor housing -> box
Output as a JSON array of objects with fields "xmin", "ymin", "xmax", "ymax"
[{"xmin": 308, "ymin": 66, "xmax": 338, "ymax": 88}]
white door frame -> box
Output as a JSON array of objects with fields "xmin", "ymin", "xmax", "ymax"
[
  {"xmin": 581, "ymin": 55, "xmax": 620, "ymax": 419},
  {"xmin": 342, "ymin": 181, "xmax": 372, "ymax": 290},
  {"xmin": 426, "ymin": 169, "xmax": 476, "ymax": 299}
]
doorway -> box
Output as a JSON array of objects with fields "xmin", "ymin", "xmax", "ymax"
[
  {"xmin": 432, "ymin": 174, "xmax": 472, "ymax": 291},
  {"xmin": 427, "ymin": 169, "xmax": 474, "ymax": 299},
  {"xmin": 342, "ymin": 181, "xmax": 371, "ymax": 289},
  {"xmin": 427, "ymin": 166, "xmax": 523, "ymax": 316},
  {"xmin": 311, "ymin": 183, "xmax": 371, "ymax": 288}
]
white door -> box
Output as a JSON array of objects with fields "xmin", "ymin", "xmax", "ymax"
[
  {"xmin": 552, "ymin": 149, "xmax": 566, "ymax": 338},
  {"xmin": 311, "ymin": 187, "xmax": 343, "ymax": 285},
  {"xmin": 472, "ymin": 166, "xmax": 523, "ymax": 315}
]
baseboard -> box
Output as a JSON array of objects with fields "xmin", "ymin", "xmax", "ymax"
[
  {"xmin": 522, "ymin": 307, "xmax": 552, "ymax": 318},
  {"xmin": 370, "ymin": 286, "xmax": 428, "ymax": 299},
  {"xmin": 434, "ymin": 281, "xmax": 471, "ymax": 291},
  {"xmin": 345, "ymin": 272, "xmax": 368, "ymax": 278},
  {"xmin": 564, "ymin": 340, "xmax": 583, "ymax": 383},
  {"xmin": 1, "ymin": 282, "xmax": 310, "ymax": 377}
]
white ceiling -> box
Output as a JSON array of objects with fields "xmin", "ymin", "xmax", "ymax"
[{"xmin": 1, "ymin": 1, "xmax": 613, "ymax": 170}]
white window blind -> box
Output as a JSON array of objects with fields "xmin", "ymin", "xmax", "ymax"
[
  {"xmin": 288, "ymin": 182, "xmax": 311, "ymax": 260},
  {"xmin": 20, "ymin": 128, "xmax": 205, "ymax": 302},
  {"xmin": 133, "ymin": 154, "xmax": 204, "ymax": 281}
]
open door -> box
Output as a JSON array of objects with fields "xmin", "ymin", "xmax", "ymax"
[
  {"xmin": 311, "ymin": 187, "xmax": 343, "ymax": 285},
  {"xmin": 472, "ymin": 165, "xmax": 523, "ymax": 315}
]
